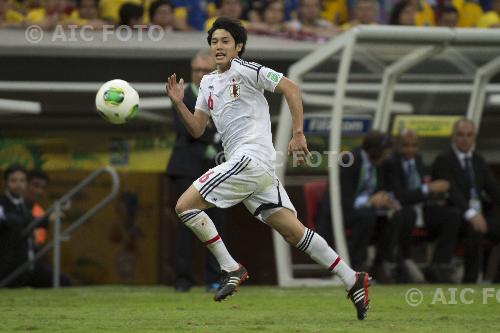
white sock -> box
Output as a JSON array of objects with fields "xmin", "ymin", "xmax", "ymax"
[
  {"xmin": 296, "ymin": 227, "xmax": 357, "ymax": 290},
  {"xmin": 178, "ymin": 209, "xmax": 239, "ymax": 272}
]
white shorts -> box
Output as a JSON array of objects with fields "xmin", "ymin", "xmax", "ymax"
[{"xmin": 193, "ymin": 154, "xmax": 296, "ymax": 222}]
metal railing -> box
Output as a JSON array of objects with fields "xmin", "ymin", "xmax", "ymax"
[{"xmin": 0, "ymin": 166, "xmax": 120, "ymax": 288}]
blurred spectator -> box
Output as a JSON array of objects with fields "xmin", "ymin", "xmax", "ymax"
[
  {"xmin": 0, "ymin": 0, "xmax": 24, "ymax": 28},
  {"xmin": 24, "ymin": 169, "xmax": 56, "ymax": 249},
  {"xmin": 167, "ymin": 51, "xmax": 226, "ymax": 292},
  {"xmin": 411, "ymin": 0, "xmax": 435, "ymax": 26},
  {"xmin": 119, "ymin": 2, "xmax": 144, "ymax": 27},
  {"xmin": 315, "ymin": 131, "xmax": 399, "ymax": 282},
  {"xmin": 383, "ymin": 129, "xmax": 461, "ymax": 283},
  {"xmin": 453, "ymin": 0, "xmax": 484, "ymax": 27},
  {"xmin": 477, "ymin": 0, "xmax": 500, "ymax": 27},
  {"xmin": 0, "ymin": 164, "xmax": 70, "ymax": 287},
  {"xmin": 149, "ymin": 0, "xmax": 174, "ymax": 30},
  {"xmin": 322, "ymin": 0, "xmax": 348, "ymax": 25},
  {"xmin": 99, "ymin": 0, "xmax": 141, "ymax": 23},
  {"xmin": 432, "ymin": 119, "xmax": 500, "ymax": 283},
  {"xmin": 477, "ymin": 10, "xmax": 500, "ymax": 27},
  {"xmin": 24, "ymin": 0, "xmax": 73, "ymax": 29},
  {"xmin": 342, "ymin": 0, "xmax": 379, "ymax": 29},
  {"xmin": 389, "ymin": 0, "xmax": 416, "ymax": 25},
  {"xmin": 248, "ymin": 0, "xmax": 290, "ymax": 36},
  {"xmin": 286, "ymin": 0, "xmax": 338, "ymax": 40},
  {"xmin": 65, "ymin": 0, "xmax": 106, "ymax": 28},
  {"xmin": 437, "ymin": 4, "xmax": 459, "ymax": 27},
  {"xmin": 171, "ymin": 0, "xmax": 216, "ymax": 30},
  {"xmin": 204, "ymin": 0, "xmax": 247, "ymax": 31}
]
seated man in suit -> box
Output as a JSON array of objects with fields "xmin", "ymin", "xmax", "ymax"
[
  {"xmin": 384, "ymin": 129, "xmax": 462, "ymax": 283},
  {"xmin": 432, "ymin": 118, "xmax": 500, "ymax": 283},
  {"xmin": 316, "ymin": 130, "xmax": 400, "ymax": 282}
]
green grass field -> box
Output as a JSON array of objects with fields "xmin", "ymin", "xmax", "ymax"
[{"xmin": 1, "ymin": 285, "xmax": 499, "ymax": 332}]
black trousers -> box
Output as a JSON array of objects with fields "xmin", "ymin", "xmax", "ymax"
[
  {"xmin": 344, "ymin": 208, "xmax": 398, "ymax": 271},
  {"xmin": 173, "ymin": 177, "xmax": 225, "ymax": 287},
  {"xmin": 315, "ymin": 198, "xmax": 398, "ymax": 271},
  {"xmin": 460, "ymin": 212, "xmax": 500, "ymax": 283},
  {"xmin": 393, "ymin": 205, "xmax": 462, "ymax": 264}
]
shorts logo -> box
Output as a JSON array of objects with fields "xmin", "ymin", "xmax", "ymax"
[
  {"xmin": 266, "ymin": 71, "xmax": 280, "ymax": 83},
  {"xmin": 229, "ymin": 78, "xmax": 240, "ymax": 98}
]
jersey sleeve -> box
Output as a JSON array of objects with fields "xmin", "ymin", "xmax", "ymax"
[
  {"xmin": 195, "ymin": 82, "xmax": 210, "ymax": 115},
  {"xmin": 256, "ymin": 66, "xmax": 283, "ymax": 92},
  {"xmin": 234, "ymin": 59, "xmax": 283, "ymax": 92}
]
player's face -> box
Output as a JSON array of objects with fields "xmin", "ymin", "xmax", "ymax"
[
  {"xmin": 210, "ymin": 29, "xmax": 243, "ymax": 71},
  {"xmin": 6, "ymin": 171, "xmax": 27, "ymax": 198},
  {"xmin": 27, "ymin": 178, "xmax": 48, "ymax": 202},
  {"xmin": 452, "ymin": 121, "xmax": 475, "ymax": 153}
]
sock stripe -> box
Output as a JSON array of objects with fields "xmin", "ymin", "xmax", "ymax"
[
  {"xmin": 297, "ymin": 229, "xmax": 314, "ymax": 251},
  {"xmin": 297, "ymin": 229, "xmax": 312, "ymax": 251},
  {"xmin": 179, "ymin": 210, "xmax": 202, "ymax": 224},
  {"xmin": 204, "ymin": 234, "xmax": 221, "ymax": 245},
  {"xmin": 179, "ymin": 211, "xmax": 197, "ymax": 221},
  {"xmin": 328, "ymin": 256, "xmax": 341, "ymax": 271}
]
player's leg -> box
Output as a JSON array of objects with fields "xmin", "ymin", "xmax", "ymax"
[
  {"xmin": 175, "ymin": 185, "xmax": 240, "ymax": 277},
  {"xmin": 265, "ymin": 208, "xmax": 357, "ymax": 288},
  {"xmin": 265, "ymin": 208, "xmax": 370, "ymax": 320}
]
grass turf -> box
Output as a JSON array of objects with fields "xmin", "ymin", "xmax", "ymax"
[{"xmin": 1, "ymin": 285, "xmax": 499, "ymax": 332}]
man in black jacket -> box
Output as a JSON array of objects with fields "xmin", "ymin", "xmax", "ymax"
[
  {"xmin": 0, "ymin": 164, "xmax": 69, "ymax": 287},
  {"xmin": 166, "ymin": 51, "xmax": 225, "ymax": 292},
  {"xmin": 384, "ymin": 129, "xmax": 461, "ymax": 283},
  {"xmin": 432, "ymin": 118, "xmax": 500, "ymax": 283},
  {"xmin": 316, "ymin": 131, "xmax": 399, "ymax": 280}
]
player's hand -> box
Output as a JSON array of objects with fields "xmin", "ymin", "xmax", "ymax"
[
  {"xmin": 428, "ymin": 180, "xmax": 449, "ymax": 193},
  {"xmin": 469, "ymin": 213, "xmax": 488, "ymax": 234},
  {"xmin": 166, "ymin": 73, "xmax": 184, "ymax": 105},
  {"xmin": 288, "ymin": 133, "xmax": 310, "ymax": 166}
]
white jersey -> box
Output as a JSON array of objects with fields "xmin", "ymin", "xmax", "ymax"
[{"xmin": 195, "ymin": 57, "xmax": 283, "ymax": 174}]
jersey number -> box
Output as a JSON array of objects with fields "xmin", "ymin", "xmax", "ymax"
[{"xmin": 198, "ymin": 170, "xmax": 214, "ymax": 183}]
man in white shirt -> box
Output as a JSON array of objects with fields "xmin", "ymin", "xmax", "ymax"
[
  {"xmin": 166, "ymin": 17, "xmax": 370, "ymax": 320},
  {"xmin": 432, "ymin": 118, "xmax": 500, "ymax": 283}
]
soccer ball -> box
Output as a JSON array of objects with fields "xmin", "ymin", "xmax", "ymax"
[{"xmin": 95, "ymin": 79, "xmax": 139, "ymax": 124}]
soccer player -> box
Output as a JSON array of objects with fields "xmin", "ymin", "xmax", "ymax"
[{"xmin": 166, "ymin": 17, "xmax": 371, "ymax": 320}]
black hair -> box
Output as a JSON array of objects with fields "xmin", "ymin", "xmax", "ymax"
[
  {"xmin": 76, "ymin": 0, "xmax": 99, "ymax": 7},
  {"xmin": 207, "ymin": 17, "xmax": 247, "ymax": 57},
  {"xmin": 28, "ymin": 169, "xmax": 49, "ymax": 183},
  {"xmin": 439, "ymin": 5, "xmax": 459, "ymax": 19},
  {"xmin": 149, "ymin": 0, "xmax": 174, "ymax": 23},
  {"xmin": 119, "ymin": 3, "xmax": 144, "ymax": 26},
  {"xmin": 215, "ymin": 0, "xmax": 242, "ymax": 9},
  {"xmin": 4, "ymin": 164, "xmax": 27, "ymax": 181},
  {"xmin": 259, "ymin": 0, "xmax": 282, "ymax": 17},
  {"xmin": 389, "ymin": 0, "xmax": 412, "ymax": 25},
  {"xmin": 361, "ymin": 130, "xmax": 392, "ymax": 161}
]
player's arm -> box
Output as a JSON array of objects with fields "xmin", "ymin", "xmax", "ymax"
[
  {"xmin": 275, "ymin": 77, "xmax": 310, "ymax": 165},
  {"xmin": 166, "ymin": 74, "xmax": 208, "ymax": 138}
]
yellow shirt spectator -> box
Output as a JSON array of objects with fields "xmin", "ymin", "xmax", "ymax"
[
  {"xmin": 4, "ymin": 9, "xmax": 24, "ymax": 23},
  {"xmin": 25, "ymin": 7, "xmax": 46, "ymax": 23},
  {"xmin": 100, "ymin": 0, "xmax": 188, "ymax": 25},
  {"xmin": 414, "ymin": 0, "xmax": 435, "ymax": 26},
  {"xmin": 477, "ymin": 11, "xmax": 500, "ymax": 28},
  {"xmin": 452, "ymin": 0, "xmax": 483, "ymax": 27},
  {"xmin": 321, "ymin": 0, "xmax": 348, "ymax": 25}
]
